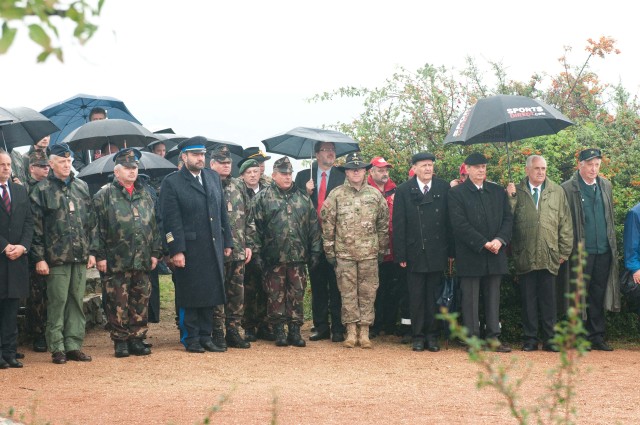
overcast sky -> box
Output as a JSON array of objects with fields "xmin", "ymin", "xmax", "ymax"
[{"xmin": 2, "ymin": 0, "xmax": 638, "ymax": 172}]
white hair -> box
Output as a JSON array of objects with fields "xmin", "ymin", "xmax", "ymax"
[{"xmin": 526, "ymin": 155, "xmax": 546, "ymax": 167}]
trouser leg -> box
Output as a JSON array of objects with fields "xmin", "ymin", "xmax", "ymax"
[
  {"xmin": 482, "ymin": 275, "xmax": 502, "ymax": 340},
  {"xmin": 460, "ymin": 277, "xmax": 481, "ymax": 338}
]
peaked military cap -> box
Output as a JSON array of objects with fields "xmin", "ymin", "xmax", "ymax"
[
  {"xmin": 411, "ymin": 152, "xmax": 436, "ymax": 164},
  {"xmin": 50, "ymin": 143, "xmax": 72, "ymax": 158},
  {"xmin": 238, "ymin": 147, "xmax": 271, "ymax": 168},
  {"xmin": 178, "ymin": 136, "xmax": 208, "ymax": 153},
  {"xmin": 337, "ymin": 152, "xmax": 372, "ymax": 171},
  {"xmin": 239, "ymin": 158, "xmax": 259, "ymax": 175},
  {"xmin": 579, "ymin": 148, "xmax": 602, "ymax": 162},
  {"xmin": 464, "ymin": 152, "xmax": 488, "ymax": 166},
  {"xmin": 211, "ymin": 145, "xmax": 232, "ymax": 162},
  {"xmin": 29, "ymin": 149, "xmax": 49, "ymax": 166},
  {"xmin": 113, "ymin": 148, "xmax": 141, "ymax": 167},
  {"xmin": 273, "ymin": 156, "xmax": 293, "ymax": 173}
]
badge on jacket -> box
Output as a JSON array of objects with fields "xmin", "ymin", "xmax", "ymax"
[{"xmin": 166, "ymin": 232, "xmax": 174, "ymax": 243}]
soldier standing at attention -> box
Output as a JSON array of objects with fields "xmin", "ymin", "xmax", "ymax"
[
  {"xmin": 252, "ymin": 157, "xmax": 322, "ymax": 347},
  {"xmin": 91, "ymin": 148, "xmax": 162, "ymax": 358},
  {"xmin": 321, "ymin": 152, "xmax": 389, "ymax": 349},
  {"xmin": 210, "ymin": 146, "xmax": 256, "ymax": 350},
  {"xmin": 30, "ymin": 143, "xmax": 96, "ymax": 364}
]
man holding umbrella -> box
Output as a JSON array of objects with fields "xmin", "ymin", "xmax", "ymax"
[{"xmin": 91, "ymin": 148, "xmax": 162, "ymax": 357}]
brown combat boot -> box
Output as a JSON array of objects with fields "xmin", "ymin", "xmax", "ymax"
[
  {"xmin": 358, "ymin": 324, "xmax": 372, "ymax": 349},
  {"xmin": 343, "ymin": 323, "xmax": 357, "ymax": 348}
]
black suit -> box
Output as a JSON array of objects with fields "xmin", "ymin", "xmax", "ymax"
[
  {"xmin": 0, "ymin": 181, "xmax": 34, "ymax": 361},
  {"xmin": 393, "ymin": 176, "xmax": 450, "ymax": 342},
  {"xmin": 295, "ymin": 162, "xmax": 345, "ymax": 336}
]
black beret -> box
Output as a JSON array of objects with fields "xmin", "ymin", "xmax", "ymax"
[
  {"xmin": 411, "ymin": 152, "xmax": 436, "ymax": 164},
  {"xmin": 578, "ymin": 148, "xmax": 602, "ymax": 162},
  {"xmin": 464, "ymin": 152, "xmax": 488, "ymax": 166}
]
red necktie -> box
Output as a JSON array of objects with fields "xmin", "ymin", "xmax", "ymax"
[
  {"xmin": 317, "ymin": 171, "xmax": 327, "ymax": 219},
  {"xmin": 1, "ymin": 184, "xmax": 10, "ymax": 214}
]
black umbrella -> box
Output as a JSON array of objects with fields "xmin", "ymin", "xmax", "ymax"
[
  {"xmin": 77, "ymin": 151, "xmax": 177, "ymax": 185},
  {"xmin": 443, "ymin": 95, "xmax": 574, "ymax": 178},
  {"xmin": 0, "ymin": 106, "xmax": 59, "ymax": 152},
  {"xmin": 261, "ymin": 127, "xmax": 359, "ymax": 160},
  {"xmin": 61, "ymin": 119, "xmax": 158, "ymax": 152},
  {"xmin": 147, "ymin": 133, "xmax": 188, "ymax": 153}
]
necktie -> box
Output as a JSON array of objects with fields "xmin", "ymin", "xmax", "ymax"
[
  {"xmin": 197, "ymin": 174, "xmax": 202, "ymax": 185},
  {"xmin": 317, "ymin": 171, "xmax": 327, "ymax": 218},
  {"xmin": 423, "ymin": 185, "xmax": 429, "ymax": 195},
  {"xmin": 533, "ymin": 187, "xmax": 539, "ymax": 208},
  {"xmin": 1, "ymin": 184, "xmax": 10, "ymax": 214}
]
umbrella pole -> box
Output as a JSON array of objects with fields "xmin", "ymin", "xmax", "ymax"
[
  {"xmin": 505, "ymin": 141, "xmax": 512, "ymax": 181},
  {"xmin": 1, "ymin": 129, "xmax": 6, "ymax": 152}
]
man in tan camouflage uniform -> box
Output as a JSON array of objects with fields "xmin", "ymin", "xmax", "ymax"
[
  {"xmin": 210, "ymin": 145, "xmax": 256, "ymax": 349},
  {"xmin": 321, "ymin": 152, "xmax": 389, "ymax": 349},
  {"xmin": 91, "ymin": 148, "xmax": 162, "ymax": 357},
  {"xmin": 30, "ymin": 143, "xmax": 96, "ymax": 364},
  {"xmin": 252, "ymin": 156, "xmax": 322, "ymax": 347}
]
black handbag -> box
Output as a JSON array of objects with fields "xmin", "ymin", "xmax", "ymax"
[
  {"xmin": 437, "ymin": 259, "xmax": 458, "ymax": 312},
  {"xmin": 620, "ymin": 269, "xmax": 640, "ymax": 299}
]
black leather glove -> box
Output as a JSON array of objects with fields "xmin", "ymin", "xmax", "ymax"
[
  {"xmin": 326, "ymin": 256, "xmax": 337, "ymax": 267},
  {"xmin": 309, "ymin": 254, "xmax": 321, "ymax": 271}
]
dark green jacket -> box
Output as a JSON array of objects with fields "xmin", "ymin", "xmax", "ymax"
[
  {"xmin": 30, "ymin": 173, "xmax": 97, "ymax": 266},
  {"xmin": 222, "ymin": 176, "xmax": 257, "ymax": 263},
  {"xmin": 252, "ymin": 182, "xmax": 321, "ymax": 267},
  {"xmin": 91, "ymin": 179, "xmax": 162, "ymax": 273}
]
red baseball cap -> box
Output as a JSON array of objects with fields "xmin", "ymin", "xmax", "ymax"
[{"xmin": 370, "ymin": 156, "xmax": 393, "ymax": 168}]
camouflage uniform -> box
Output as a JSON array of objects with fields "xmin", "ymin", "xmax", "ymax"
[
  {"xmin": 92, "ymin": 175, "xmax": 162, "ymax": 342},
  {"xmin": 321, "ymin": 177, "xmax": 389, "ymax": 326},
  {"xmin": 30, "ymin": 157, "xmax": 97, "ymax": 355},
  {"xmin": 252, "ymin": 170, "xmax": 321, "ymax": 328}
]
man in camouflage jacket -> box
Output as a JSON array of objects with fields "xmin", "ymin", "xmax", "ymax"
[
  {"xmin": 91, "ymin": 149, "xmax": 162, "ymax": 358},
  {"xmin": 30, "ymin": 143, "xmax": 97, "ymax": 364},
  {"xmin": 210, "ymin": 146, "xmax": 257, "ymax": 349},
  {"xmin": 252, "ymin": 156, "xmax": 322, "ymax": 347},
  {"xmin": 321, "ymin": 152, "xmax": 389, "ymax": 349}
]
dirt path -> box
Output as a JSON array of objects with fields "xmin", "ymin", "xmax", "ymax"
[{"xmin": 3, "ymin": 310, "xmax": 640, "ymax": 425}]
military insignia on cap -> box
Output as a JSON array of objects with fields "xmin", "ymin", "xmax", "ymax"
[
  {"xmin": 273, "ymin": 156, "xmax": 293, "ymax": 172},
  {"xmin": 212, "ymin": 145, "xmax": 232, "ymax": 161}
]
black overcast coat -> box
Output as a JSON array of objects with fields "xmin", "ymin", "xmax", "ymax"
[{"xmin": 160, "ymin": 167, "xmax": 232, "ymax": 308}]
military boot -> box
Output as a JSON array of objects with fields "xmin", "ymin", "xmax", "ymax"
[
  {"xmin": 244, "ymin": 327, "xmax": 257, "ymax": 342},
  {"xmin": 226, "ymin": 327, "xmax": 251, "ymax": 349},
  {"xmin": 343, "ymin": 323, "xmax": 357, "ymax": 348},
  {"xmin": 257, "ymin": 324, "xmax": 276, "ymax": 341},
  {"xmin": 114, "ymin": 341, "xmax": 130, "ymax": 358},
  {"xmin": 128, "ymin": 339, "xmax": 151, "ymax": 356},
  {"xmin": 33, "ymin": 334, "xmax": 47, "ymax": 353},
  {"xmin": 212, "ymin": 327, "xmax": 228, "ymax": 351},
  {"xmin": 359, "ymin": 324, "xmax": 372, "ymax": 349},
  {"xmin": 274, "ymin": 323, "xmax": 288, "ymax": 347},
  {"xmin": 287, "ymin": 323, "xmax": 306, "ymax": 347}
]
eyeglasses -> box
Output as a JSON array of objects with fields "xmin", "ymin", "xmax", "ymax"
[{"xmin": 319, "ymin": 148, "xmax": 336, "ymax": 152}]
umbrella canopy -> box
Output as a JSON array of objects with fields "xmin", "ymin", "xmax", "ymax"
[
  {"xmin": 61, "ymin": 119, "xmax": 158, "ymax": 152},
  {"xmin": 443, "ymin": 95, "xmax": 574, "ymax": 177},
  {"xmin": 261, "ymin": 127, "xmax": 359, "ymax": 160},
  {"xmin": 41, "ymin": 94, "xmax": 142, "ymax": 145},
  {"xmin": 77, "ymin": 151, "xmax": 177, "ymax": 185},
  {"xmin": 0, "ymin": 106, "xmax": 60, "ymax": 152},
  {"xmin": 147, "ymin": 133, "xmax": 189, "ymax": 153}
]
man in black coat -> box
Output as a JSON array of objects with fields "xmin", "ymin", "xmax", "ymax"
[
  {"xmin": 160, "ymin": 137, "xmax": 233, "ymax": 353},
  {"xmin": 0, "ymin": 150, "xmax": 34, "ymax": 368},
  {"xmin": 294, "ymin": 141, "xmax": 346, "ymax": 342},
  {"xmin": 448, "ymin": 153, "xmax": 513, "ymax": 352},
  {"xmin": 393, "ymin": 152, "xmax": 451, "ymax": 352}
]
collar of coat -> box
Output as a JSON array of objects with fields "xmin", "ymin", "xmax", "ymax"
[{"xmin": 462, "ymin": 177, "xmax": 493, "ymax": 192}]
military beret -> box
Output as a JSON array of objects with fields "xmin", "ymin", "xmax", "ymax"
[
  {"xmin": 273, "ymin": 156, "xmax": 293, "ymax": 173},
  {"xmin": 464, "ymin": 152, "xmax": 488, "ymax": 166},
  {"xmin": 579, "ymin": 148, "xmax": 602, "ymax": 162},
  {"xmin": 239, "ymin": 158, "xmax": 260, "ymax": 175},
  {"xmin": 370, "ymin": 156, "xmax": 393, "ymax": 168},
  {"xmin": 411, "ymin": 152, "xmax": 436, "ymax": 164},
  {"xmin": 113, "ymin": 148, "xmax": 141, "ymax": 168},
  {"xmin": 178, "ymin": 136, "xmax": 208, "ymax": 153},
  {"xmin": 49, "ymin": 143, "xmax": 72, "ymax": 158},
  {"xmin": 211, "ymin": 145, "xmax": 232, "ymax": 163},
  {"xmin": 29, "ymin": 149, "xmax": 49, "ymax": 166},
  {"xmin": 337, "ymin": 152, "xmax": 372, "ymax": 171}
]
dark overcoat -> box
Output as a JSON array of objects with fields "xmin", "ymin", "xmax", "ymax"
[
  {"xmin": 393, "ymin": 176, "xmax": 451, "ymax": 273},
  {"xmin": 294, "ymin": 162, "xmax": 345, "ymax": 210},
  {"xmin": 448, "ymin": 178, "xmax": 513, "ymax": 277},
  {"xmin": 0, "ymin": 181, "xmax": 34, "ymax": 299},
  {"xmin": 160, "ymin": 167, "xmax": 233, "ymax": 308}
]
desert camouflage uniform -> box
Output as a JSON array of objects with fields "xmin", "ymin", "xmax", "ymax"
[
  {"xmin": 213, "ymin": 176, "xmax": 257, "ymax": 330},
  {"xmin": 252, "ymin": 181, "xmax": 321, "ymax": 325},
  {"xmin": 91, "ymin": 179, "xmax": 162, "ymax": 341},
  {"xmin": 321, "ymin": 180, "xmax": 389, "ymax": 325}
]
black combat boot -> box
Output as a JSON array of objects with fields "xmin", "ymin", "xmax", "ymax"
[
  {"xmin": 33, "ymin": 334, "xmax": 47, "ymax": 352},
  {"xmin": 244, "ymin": 327, "xmax": 257, "ymax": 342},
  {"xmin": 287, "ymin": 323, "xmax": 306, "ymax": 347},
  {"xmin": 257, "ymin": 324, "xmax": 276, "ymax": 341},
  {"xmin": 274, "ymin": 323, "xmax": 288, "ymax": 347},
  {"xmin": 128, "ymin": 339, "xmax": 151, "ymax": 356},
  {"xmin": 212, "ymin": 327, "xmax": 228, "ymax": 351},
  {"xmin": 114, "ymin": 341, "xmax": 130, "ymax": 358},
  {"xmin": 226, "ymin": 327, "xmax": 251, "ymax": 349}
]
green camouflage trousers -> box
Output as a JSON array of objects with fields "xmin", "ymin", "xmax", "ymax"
[
  {"xmin": 103, "ymin": 270, "xmax": 151, "ymax": 341},
  {"xmin": 336, "ymin": 258, "xmax": 379, "ymax": 325},
  {"xmin": 213, "ymin": 260, "xmax": 245, "ymax": 329},
  {"xmin": 27, "ymin": 270, "xmax": 48, "ymax": 336},
  {"xmin": 264, "ymin": 263, "xmax": 307, "ymax": 326},
  {"xmin": 242, "ymin": 259, "xmax": 268, "ymax": 330}
]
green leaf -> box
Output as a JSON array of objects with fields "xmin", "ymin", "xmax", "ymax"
[
  {"xmin": 28, "ymin": 23, "xmax": 52, "ymax": 49},
  {"xmin": 0, "ymin": 23, "xmax": 18, "ymax": 54},
  {"xmin": 0, "ymin": 6, "xmax": 27, "ymax": 20},
  {"xmin": 36, "ymin": 50, "xmax": 50, "ymax": 63}
]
